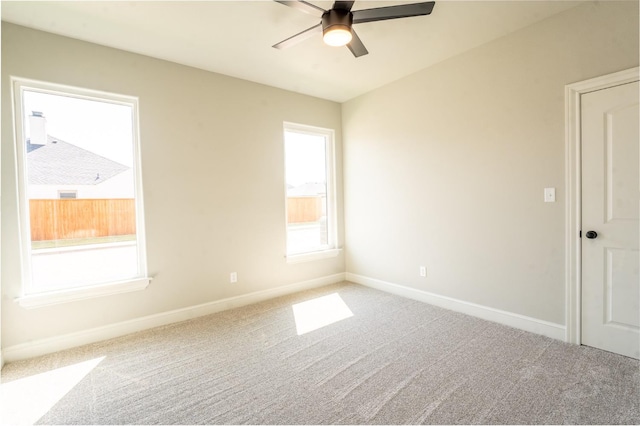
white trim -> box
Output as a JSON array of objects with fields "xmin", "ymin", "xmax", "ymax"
[
  {"xmin": 286, "ymin": 248, "xmax": 342, "ymax": 264},
  {"xmin": 346, "ymin": 273, "xmax": 565, "ymax": 341},
  {"xmin": 16, "ymin": 277, "xmax": 152, "ymax": 309},
  {"xmin": 2, "ymin": 273, "xmax": 346, "ymax": 362},
  {"xmin": 11, "ymin": 77, "xmax": 34, "ymax": 299},
  {"xmin": 564, "ymin": 67, "xmax": 639, "ymax": 345}
]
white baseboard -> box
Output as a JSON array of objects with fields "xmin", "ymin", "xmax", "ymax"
[
  {"xmin": 3, "ymin": 273, "xmax": 345, "ymax": 362},
  {"xmin": 346, "ymin": 273, "xmax": 566, "ymax": 341}
]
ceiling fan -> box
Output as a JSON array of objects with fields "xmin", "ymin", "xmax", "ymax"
[{"xmin": 272, "ymin": 1, "xmax": 436, "ymax": 57}]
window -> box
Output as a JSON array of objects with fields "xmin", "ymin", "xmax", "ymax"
[
  {"xmin": 58, "ymin": 190, "xmax": 77, "ymax": 199},
  {"xmin": 12, "ymin": 78, "xmax": 149, "ymax": 307},
  {"xmin": 284, "ymin": 122, "xmax": 338, "ymax": 261}
]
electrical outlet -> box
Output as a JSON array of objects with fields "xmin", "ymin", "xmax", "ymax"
[
  {"xmin": 230, "ymin": 272, "xmax": 237, "ymax": 283},
  {"xmin": 544, "ymin": 187, "xmax": 556, "ymax": 203},
  {"xmin": 419, "ymin": 266, "xmax": 427, "ymax": 277}
]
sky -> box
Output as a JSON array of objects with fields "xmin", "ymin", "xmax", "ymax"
[
  {"xmin": 23, "ymin": 90, "xmax": 135, "ymax": 167},
  {"xmin": 284, "ymin": 130, "xmax": 327, "ymax": 188}
]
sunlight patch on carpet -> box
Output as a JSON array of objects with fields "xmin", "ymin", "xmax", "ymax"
[
  {"xmin": 292, "ymin": 293, "xmax": 353, "ymax": 335},
  {"xmin": 0, "ymin": 356, "xmax": 105, "ymax": 425}
]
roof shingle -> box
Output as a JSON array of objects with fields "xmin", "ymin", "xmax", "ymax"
[{"xmin": 27, "ymin": 136, "xmax": 129, "ymax": 185}]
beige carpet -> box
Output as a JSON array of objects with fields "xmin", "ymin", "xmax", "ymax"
[{"xmin": 1, "ymin": 282, "xmax": 639, "ymax": 424}]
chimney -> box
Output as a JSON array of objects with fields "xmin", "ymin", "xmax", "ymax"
[{"xmin": 28, "ymin": 111, "xmax": 48, "ymax": 146}]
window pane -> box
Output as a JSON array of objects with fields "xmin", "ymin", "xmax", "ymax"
[
  {"xmin": 18, "ymin": 86, "xmax": 143, "ymax": 293},
  {"xmin": 285, "ymin": 130, "xmax": 329, "ymax": 255}
]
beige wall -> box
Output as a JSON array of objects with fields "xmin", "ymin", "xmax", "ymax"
[
  {"xmin": 1, "ymin": 23, "xmax": 344, "ymax": 348},
  {"xmin": 342, "ymin": 1, "xmax": 639, "ymax": 324}
]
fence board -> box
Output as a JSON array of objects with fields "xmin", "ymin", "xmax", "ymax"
[
  {"xmin": 287, "ymin": 197, "xmax": 323, "ymax": 223},
  {"xmin": 29, "ymin": 199, "xmax": 136, "ymax": 241}
]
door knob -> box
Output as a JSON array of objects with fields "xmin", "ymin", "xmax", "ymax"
[{"xmin": 585, "ymin": 230, "xmax": 598, "ymax": 239}]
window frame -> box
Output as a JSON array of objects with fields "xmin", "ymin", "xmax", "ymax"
[
  {"xmin": 11, "ymin": 77, "xmax": 150, "ymax": 308},
  {"xmin": 283, "ymin": 122, "xmax": 340, "ymax": 263}
]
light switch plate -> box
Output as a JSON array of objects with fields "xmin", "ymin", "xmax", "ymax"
[{"xmin": 544, "ymin": 187, "xmax": 556, "ymax": 203}]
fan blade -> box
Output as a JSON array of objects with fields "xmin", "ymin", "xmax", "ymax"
[
  {"xmin": 272, "ymin": 23, "xmax": 323, "ymax": 49},
  {"xmin": 333, "ymin": 1, "xmax": 355, "ymax": 11},
  {"xmin": 347, "ymin": 29, "xmax": 368, "ymax": 57},
  {"xmin": 352, "ymin": 1, "xmax": 435, "ymax": 24},
  {"xmin": 274, "ymin": 1, "xmax": 326, "ymax": 17}
]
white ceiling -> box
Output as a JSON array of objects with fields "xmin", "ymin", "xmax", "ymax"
[{"xmin": 1, "ymin": 1, "xmax": 583, "ymax": 102}]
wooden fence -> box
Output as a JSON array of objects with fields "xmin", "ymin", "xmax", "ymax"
[
  {"xmin": 30, "ymin": 197, "xmax": 319, "ymax": 241},
  {"xmin": 29, "ymin": 199, "xmax": 136, "ymax": 241},
  {"xmin": 287, "ymin": 196, "xmax": 323, "ymax": 224}
]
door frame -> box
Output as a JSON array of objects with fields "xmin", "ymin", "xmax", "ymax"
[{"xmin": 564, "ymin": 66, "xmax": 639, "ymax": 345}]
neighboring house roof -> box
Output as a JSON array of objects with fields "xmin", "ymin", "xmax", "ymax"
[
  {"xmin": 27, "ymin": 136, "xmax": 129, "ymax": 185},
  {"xmin": 287, "ymin": 182, "xmax": 326, "ymax": 197}
]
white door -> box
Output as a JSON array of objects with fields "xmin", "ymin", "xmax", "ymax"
[{"xmin": 581, "ymin": 80, "xmax": 639, "ymax": 359}]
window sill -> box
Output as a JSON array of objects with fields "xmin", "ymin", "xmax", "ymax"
[
  {"xmin": 17, "ymin": 277, "xmax": 152, "ymax": 309},
  {"xmin": 286, "ymin": 248, "xmax": 342, "ymax": 264}
]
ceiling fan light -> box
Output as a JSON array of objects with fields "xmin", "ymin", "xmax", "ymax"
[{"xmin": 323, "ymin": 26, "xmax": 352, "ymax": 47}]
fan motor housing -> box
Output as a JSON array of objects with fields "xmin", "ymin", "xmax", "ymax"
[{"xmin": 322, "ymin": 8, "xmax": 353, "ymax": 35}]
